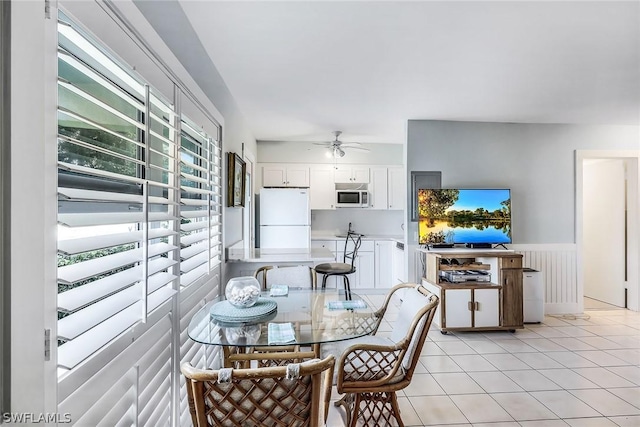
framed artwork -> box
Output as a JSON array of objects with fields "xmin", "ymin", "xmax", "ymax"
[{"xmin": 227, "ymin": 152, "xmax": 246, "ymax": 207}]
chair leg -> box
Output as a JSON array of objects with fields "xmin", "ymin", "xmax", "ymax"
[{"xmin": 342, "ymin": 391, "xmax": 403, "ymax": 427}]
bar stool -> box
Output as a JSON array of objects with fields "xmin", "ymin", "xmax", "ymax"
[{"xmin": 314, "ymin": 231, "xmax": 362, "ymax": 298}]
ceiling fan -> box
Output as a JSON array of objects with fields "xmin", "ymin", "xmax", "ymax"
[{"xmin": 313, "ymin": 131, "xmax": 371, "ymax": 158}]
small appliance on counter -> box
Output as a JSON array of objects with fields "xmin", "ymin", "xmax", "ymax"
[{"xmin": 258, "ymin": 188, "xmax": 311, "ymax": 249}]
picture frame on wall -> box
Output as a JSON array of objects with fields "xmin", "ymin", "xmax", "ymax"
[{"xmin": 227, "ymin": 152, "xmax": 246, "ymax": 207}]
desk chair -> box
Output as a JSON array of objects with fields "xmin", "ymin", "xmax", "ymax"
[{"xmin": 314, "ymin": 232, "xmax": 362, "ymax": 298}]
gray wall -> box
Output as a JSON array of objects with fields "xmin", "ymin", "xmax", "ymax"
[{"xmin": 407, "ymin": 120, "xmax": 639, "ymax": 245}]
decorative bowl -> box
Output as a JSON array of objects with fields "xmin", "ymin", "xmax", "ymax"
[{"xmin": 225, "ymin": 276, "xmax": 261, "ymax": 308}]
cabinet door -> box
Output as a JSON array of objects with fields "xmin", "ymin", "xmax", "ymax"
[
  {"xmin": 369, "ymin": 168, "xmax": 388, "ymax": 210},
  {"xmin": 333, "ymin": 166, "xmax": 353, "ymax": 183},
  {"xmin": 444, "ymin": 289, "xmax": 472, "ymax": 328},
  {"xmin": 387, "ymin": 167, "xmax": 405, "ymax": 210},
  {"xmin": 474, "ymin": 289, "xmax": 500, "ymax": 327},
  {"xmin": 374, "ymin": 240, "xmax": 394, "ymax": 288},
  {"xmin": 391, "ymin": 244, "xmax": 406, "ymax": 284},
  {"xmin": 262, "ymin": 165, "xmax": 287, "ymax": 187},
  {"xmin": 309, "ymin": 166, "xmax": 335, "ymax": 209},
  {"xmin": 501, "ymin": 269, "xmax": 524, "ymax": 327},
  {"xmin": 352, "ymin": 167, "xmax": 370, "ymax": 184},
  {"xmin": 285, "ymin": 166, "xmax": 309, "ymax": 187},
  {"xmin": 354, "ymin": 251, "xmax": 375, "ymax": 289}
]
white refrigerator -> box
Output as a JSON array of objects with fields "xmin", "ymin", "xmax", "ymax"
[{"xmin": 259, "ymin": 188, "xmax": 311, "ymax": 249}]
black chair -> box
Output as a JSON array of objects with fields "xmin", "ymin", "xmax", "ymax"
[{"xmin": 315, "ymin": 231, "xmax": 362, "ymax": 297}]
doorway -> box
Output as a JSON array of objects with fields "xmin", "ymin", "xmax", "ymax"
[{"xmin": 576, "ymin": 151, "xmax": 639, "ymax": 312}]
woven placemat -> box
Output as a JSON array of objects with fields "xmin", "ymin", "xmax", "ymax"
[{"xmin": 210, "ymin": 298, "xmax": 277, "ymax": 323}]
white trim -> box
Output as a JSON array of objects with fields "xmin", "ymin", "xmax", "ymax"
[{"xmin": 576, "ymin": 150, "xmax": 640, "ymax": 312}]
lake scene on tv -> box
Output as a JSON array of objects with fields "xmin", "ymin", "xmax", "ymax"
[{"xmin": 418, "ymin": 189, "xmax": 512, "ymax": 244}]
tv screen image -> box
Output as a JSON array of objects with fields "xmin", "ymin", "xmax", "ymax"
[{"xmin": 418, "ymin": 189, "xmax": 512, "ymax": 245}]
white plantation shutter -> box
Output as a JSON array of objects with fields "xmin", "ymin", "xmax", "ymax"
[
  {"xmin": 179, "ymin": 117, "xmax": 222, "ymax": 287},
  {"xmin": 55, "ymin": 9, "xmax": 223, "ymax": 424},
  {"xmin": 56, "ymin": 16, "xmax": 181, "ymax": 371}
]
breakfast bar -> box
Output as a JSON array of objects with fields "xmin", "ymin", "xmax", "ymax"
[{"xmin": 225, "ymin": 247, "xmax": 335, "ymax": 279}]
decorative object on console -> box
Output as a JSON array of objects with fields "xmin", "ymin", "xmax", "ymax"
[{"xmin": 227, "ymin": 152, "xmax": 246, "ymax": 207}]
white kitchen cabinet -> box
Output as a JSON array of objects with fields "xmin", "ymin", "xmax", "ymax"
[
  {"xmin": 391, "ymin": 241, "xmax": 406, "ymax": 284},
  {"xmin": 387, "ymin": 166, "xmax": 405, "ymax": 210},
  {"xmin": 369, "ymin": 168, "xmax": 388, "ymax": 210},
  {"xmin": 309, "ymin": 165, "xmax": 335, "ymax": 209},
  {"xmin": 474, "ymin": 289, "xmax": 500, "ymax": 327},
  {"xmin": 334, "ymin": 165, "xmax": 369, "ymax": 184},
  {"xmin": 262, "ymin": 164, "xmax": 309, "ymax": 187},
  {"xmin": 353, "ymin": 251, "xmax": 375, "ymax": 289},
  {"xmin": 374, "ymin": 240, "xmax": 394, "ymax": 288}
]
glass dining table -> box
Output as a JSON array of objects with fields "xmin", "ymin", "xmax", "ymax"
[{"xmin": 188, "ymin": 288, "xmax": 380, "ymax": 366}]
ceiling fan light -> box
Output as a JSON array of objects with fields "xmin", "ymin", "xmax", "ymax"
[{"xmin": 337, "ymin": 147, "xmax": 345, "ymax": 157}]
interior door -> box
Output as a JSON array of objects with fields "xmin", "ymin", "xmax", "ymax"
[{"xmin": 583, "ymin": 159, "xmax": 626, "ymax": 307}]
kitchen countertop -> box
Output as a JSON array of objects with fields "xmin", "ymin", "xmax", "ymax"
[
  {"xmin": 226, "ymin": 247, "xmax": 335, "ymax": 263},
  {"xmin": 311, "ymin": 234, "xmax": 404, "ymax": 243}
]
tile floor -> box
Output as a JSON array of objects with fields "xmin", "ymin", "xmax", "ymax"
[{"xmin": 325, "ymin": 294, "xmax": 640, "ymax": 427}]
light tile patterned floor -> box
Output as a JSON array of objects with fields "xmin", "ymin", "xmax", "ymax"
[{"xmin": 325, "ymin": 294, "xmax": 640, "ymax": 426}]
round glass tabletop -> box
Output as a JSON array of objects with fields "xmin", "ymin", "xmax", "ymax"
[{"xmin": 187, "ymin": 288, "xmax": 379, "ymax": 348}]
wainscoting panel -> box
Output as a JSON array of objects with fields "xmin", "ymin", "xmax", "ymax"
[{"xmin": 511, "ymin": 244, "xmax": 579, "ymax": 314}]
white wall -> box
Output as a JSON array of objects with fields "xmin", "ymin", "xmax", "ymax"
[{"xmin": 311, "ymin": 209, "xmax": 404, "ymax": 237}]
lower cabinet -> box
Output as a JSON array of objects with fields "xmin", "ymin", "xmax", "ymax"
[
  {"xmin": 374, "ymin": 240, "xmax": 394, "ymax": 288},
  {"xmin": 422, "ymin": 281, "xmax": 503, "ymax": 332}
]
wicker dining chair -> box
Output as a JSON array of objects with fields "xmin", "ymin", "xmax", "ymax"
[
  {"xmin": 182, "ymin": 355, "xmax": 335, "ymax": 427},
  {"xmin": 321, "ymin": 283, "xmax": 439, "ymax": 427},
  {"xmin": 254, "ymin": 265, "xmax": 318, "ymax": 291}
]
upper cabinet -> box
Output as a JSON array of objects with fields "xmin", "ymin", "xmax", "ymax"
[
  {"xmin": 334, "ymin": 165, "xmax": 369, "ymax": 184},
  {"xmin": 387, "ymin": 167, "xmax": 405, "ymax": 210},
  {"xmin": 262, "ymin": 164, "xmax": 309, "ymax": 187},
  {"xmin": 369, "ymin": 168, "xmax": 388, "ymax": 210},
  {"xmin": 309, "ymin": 165, "xmax": 335, "ymax": 210}
]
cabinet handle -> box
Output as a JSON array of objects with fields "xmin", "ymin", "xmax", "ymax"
[
  {"xmin": 475, "ymin": 301, "xmax": 479, "ymax": 311},
  {"xmin": 468, "ymin": 301, "xmax": 473, "ymax": 311}
]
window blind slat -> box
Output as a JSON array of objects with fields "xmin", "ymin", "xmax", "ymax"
[
  {"xmin": 180, "ymin": 221, "xmax": 208, "ymax": 233},
  {"xmin": 58, "ymin": 243, "xmax": 176, "ymax": 284},
  {"xmin": 180, "ymin": 230, "xmax": 208, "ymax": 246},
  {"xmin": 180, "ymin": 252, "xmax": 208, "ymax": 274},
  {"xmin": 180, "ymin": 242, "xmax": 208, "ymax": 260},
  {"xmin": 59, "ymin": 212, "xmax": 176, "ymax": 227}
]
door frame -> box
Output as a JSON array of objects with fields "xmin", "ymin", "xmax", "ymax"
[
  {"xmin": 576, "ymin": 150, "xmax": 640, "ymax": 312},
  {"xmin": 243, "ymin": 150, "xmax": 256, "ymax": 251}
]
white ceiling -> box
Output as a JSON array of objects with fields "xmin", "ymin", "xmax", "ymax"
[{"xmin": 176, "ymin": 1, "xmax": 639, "ymax": 144}]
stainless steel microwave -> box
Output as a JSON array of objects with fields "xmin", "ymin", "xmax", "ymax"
[{"xmin": 336, "ymin": 190, "xmax": 369, "ymax": 208}]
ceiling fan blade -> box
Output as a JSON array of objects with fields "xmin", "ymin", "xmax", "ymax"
[
  {"xmin": 340, "ymin": 141, "xmax": 364, "ymax": 146},
  {"xmin": 344, "ymin": 146, "xmax": 371, "ymax": 152},
  {"xmin": 312, "ymin": 142, "xmax": 331, "ymax": 146}
]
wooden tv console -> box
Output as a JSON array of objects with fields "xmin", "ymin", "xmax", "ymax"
[{"xmin": 418, "ymin": 249, "xmax": 524, "ymax": 333}]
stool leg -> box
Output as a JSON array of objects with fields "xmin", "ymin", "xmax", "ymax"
[
  {"xmin": 343, "ymin": 275, "xmax": 351, "ymax": 300},
  {"xmin": 322, "ymin": 274, "xmax": 328, "ymax": 289}
]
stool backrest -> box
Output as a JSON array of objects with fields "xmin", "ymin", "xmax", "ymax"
[{"xmin": 343, "ymin": 232, "xmax": 363, "ymax": 267}]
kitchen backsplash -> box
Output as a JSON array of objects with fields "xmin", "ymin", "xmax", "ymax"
[{"xmin": 311, "ymin": 209, "xmax": 404, "ymax": 236}]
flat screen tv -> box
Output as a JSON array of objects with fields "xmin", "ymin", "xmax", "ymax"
[{"xmin": 418, "ymin": 189, "xmax": 512, "ymax": 245}]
